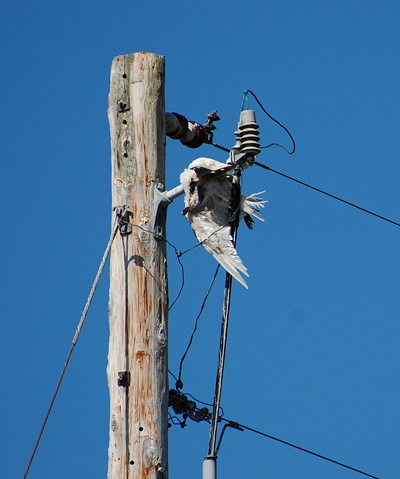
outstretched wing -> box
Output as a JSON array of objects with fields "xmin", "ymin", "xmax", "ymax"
[
  {"xmin": 187, "ymin": 203, "xmax": 249, "ymax": 289},
  {"xmin": 180, "ymin": 158, "xmax": 250, "ymax": 288}
]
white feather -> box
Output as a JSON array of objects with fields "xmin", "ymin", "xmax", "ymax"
[
  {"xmin": 240, "ymin": 191, "xmax": 268, "ymax": 224},
  {"xmin": 180, "ymin": 158, "xmax": 266, "ymax": 288}
]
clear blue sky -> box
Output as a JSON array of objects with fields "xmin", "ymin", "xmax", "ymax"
[{"xmin": 1, "ymin": 1, "xmax": 399, "ymax": 478}]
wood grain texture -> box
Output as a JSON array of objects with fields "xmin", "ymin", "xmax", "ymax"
[{"xmin": 107, "ymin": 52, "xmax": 168, "ymax": 479}]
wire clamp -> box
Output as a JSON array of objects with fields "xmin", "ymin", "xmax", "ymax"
[
  {"xmin": 168, "ymin": 389, "xmax": 211, "ymax": 427},
  {"xmin": 115, "ymin": 205, "xmax": 133, "ymax": 237}
]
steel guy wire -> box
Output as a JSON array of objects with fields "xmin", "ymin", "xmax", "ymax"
[{"xmin": 23, "ymin": 220, "xmax": 119, "ymax": 479}]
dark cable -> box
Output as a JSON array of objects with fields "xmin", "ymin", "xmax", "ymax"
[
  {"xmin": 124, "ymin": 221, "xmax": 186, "ymax": 311},
  {"xmin": 220, "ymin": 418, "xmax": 380, "ymax": 479},
  {"xmin": 245, "ymin": 89, "xmax": 296, "ymax": 154},
  {"xmin": 168, "ymin": 369, "xmax": 179, "ymax": 383},
  {"xmin": 166, "ymin": 381, "xmax": 225, "ymax": 418},
  {"xmin": 255, "ymin": 161, "xmax": 400, "ymax": 228},
  {"xmin": 167, "ymin": 250, "xmax": 185, "ymax": 312},
  {"xmin": 177, "ymin": 265, "xmax": 220, "ymax": 388},
  {"xmin": 215, "ymin": 422, "xmax": 231, "ymax": 454},
  {"xmin": 185, "ymin": 392, "xmax": 224, "ymax": 418},
  {"xmin": 216, "ymin": 421, "xmax": 244, "ymax": 454},
  {"xmin": 211, "ymin": 142, "xmax": 230, "ymax": 153},
  {"xmin": 207, "ymin": 137, "xmax": 400, "ymax": 229}
]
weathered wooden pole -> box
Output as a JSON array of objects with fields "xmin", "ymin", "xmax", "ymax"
[{"xmin": 107, "ymin": 52, "xmax": 168, "ymax": 479}]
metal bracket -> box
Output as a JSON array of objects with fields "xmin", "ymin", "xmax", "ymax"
[
  {"xmin": 156, "ymin": 466, "xmax": 166, "ymax": 479},
  {"xmin": 118, "ymin": 371, "xmax": 130, "ymax": 387},
  {"xmin": 118, "ymin": 98, "xmax": 130, "ymax": 112},
  {"xmin": 115, "ymin": 206, "xmax": 133, "ymax": 237},
  {"xmin": 152, "ymin": 183, "xmax": 168, "ymax": 240}
]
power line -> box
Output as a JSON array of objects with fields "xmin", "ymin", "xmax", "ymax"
[
  {"xmin": 176, "ymin": 265, "xmax": 220, "ymax": 388},
  {"xmin": 207, "ymin": 137, "xmax": 400, "ymax": 228},
  {"xmin": 220, "ymin": 418, "xmax": 381, "ymax": 479},
  {"xmin": 254, "ymin": 161, "xmax": 400, "ymax": 228},
  {"xmin": 244, "ymin": 89, "xmax": 296, "ymax": 154},
  {"xmin": 23, "ymin": 221, "xmax": 119, "ymax": 479},
  {"xmin": 167, "ymin": 246, "xmax": 185, "ymax": 312}
]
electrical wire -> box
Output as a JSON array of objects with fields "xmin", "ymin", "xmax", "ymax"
[
  {"xmin": 244, "ymin": 89, "xmax": 296, "ymax": 154},
  {"xmin": 168, "ymin": 369, "xmax": 179, "ymax": 383},
  {"xmin": 167, "ymin": 248, "xmax": 185, "ymax": 312},
  {"xmin": 121, "ymin": 220, "xmax": 186, "ymax": 311},
  {"xmin": 176, "ymin": 265, "xmax": 220, "ymax": 388},
  {"xmin": 206, "ymin": 138, "xmax": 400, "ymax": 229},
  {"xmin": 254, "ymin": 161, "xmax": 400, "ymax": 228},
  {"xmin": 23, "ymin": 221, "xmax": 119, "ymax": 479},
  {"xmin": 166, "ymin": 383, "xmax": 224, "ymax": 424},
  {"xmin": 185, "ymin": 392, "xmax": 224, "ymax": 416},
  {"xmin": 219, "ymin": 418, "xmax": 380, "ymax": 479}
]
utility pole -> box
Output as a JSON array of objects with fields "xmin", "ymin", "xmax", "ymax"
[{"xmin": 107, "ymin": 52, "xmax": 168, "ymax": 479}]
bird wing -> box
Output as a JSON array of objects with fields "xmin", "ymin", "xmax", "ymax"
[
  {"xmin": 181, "ymin": 163, "xmax": 250, "ymax": 288},
  {"xmin": 187, "ymin": 209, "xmax": 249, "ymax": 289}
]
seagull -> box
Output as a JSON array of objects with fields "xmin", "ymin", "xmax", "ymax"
[{"xmin": 180, "ymin": 157, "xmax": 266, "ymax": 288}]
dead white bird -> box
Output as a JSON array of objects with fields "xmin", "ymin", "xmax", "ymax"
[{"xmin": 180, "ymin": 157, "xmax": 266, "ymax": 288}]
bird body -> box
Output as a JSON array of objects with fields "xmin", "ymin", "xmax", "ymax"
[{"xmin": 180, "ymin": 157, "xmax": 266, "ymax": 288}]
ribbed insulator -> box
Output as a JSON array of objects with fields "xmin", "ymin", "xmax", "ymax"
[{"xmin": 235, "ymin": 110, "xmax": 260, "ymax": 157}]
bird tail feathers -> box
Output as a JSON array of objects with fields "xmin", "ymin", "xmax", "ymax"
[{"xmin": 240, "ymin": 191, "xmax": 267, "ymax": 223}]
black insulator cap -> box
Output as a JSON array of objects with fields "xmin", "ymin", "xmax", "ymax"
[{"xmin": 181, "ymin": 122, "xmax": 207, "ymax": 149}]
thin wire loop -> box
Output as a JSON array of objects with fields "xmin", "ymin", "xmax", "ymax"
[
  {"xmin": 23, "ymin": 220, "xmax": 119, "ymax": 479},
  {"xmin": 245, "ymin": 89, "xmax": 296, "ymax": 154}
]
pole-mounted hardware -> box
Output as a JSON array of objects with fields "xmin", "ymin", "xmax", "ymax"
[
  {"xmin": 165, "ymin": 110, "xmax": 221, "ymax": 149},
  {"xmin": 117, "ymin": 371, "xmax": 130, "ymax": 387},
  {"xmin": 114, "ymin": 205, "xmax": 133, "ymax": 237},
  {"xmin": 168, "ymin": 389, "xmax": 211, "ymax": 428},
  {"xmin": 228, "ymin": 109, "xmax": 261, "ymax": 169},
  {"xmin": 160, "ymin": 109, "xmax": 261, "ymax": 212}
]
